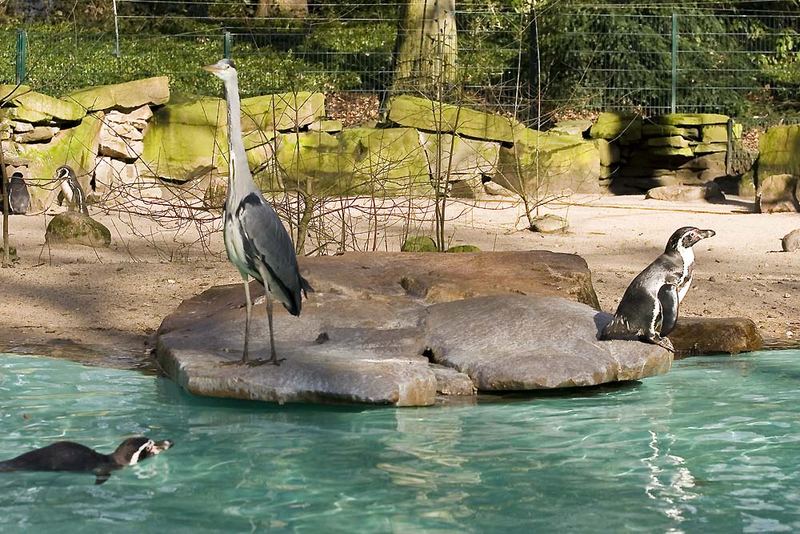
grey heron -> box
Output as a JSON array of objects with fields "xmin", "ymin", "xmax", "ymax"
[
  {"xmin": 203, "ymin": 58, "xmax": 311, "ymax": 366},
  {"xmin": 55, "ymin": 165, "xmax": 89, "ymax": 215},
  {"xmin": 1, "ymin": 172, "xmax": 30, "ymax": 215}
]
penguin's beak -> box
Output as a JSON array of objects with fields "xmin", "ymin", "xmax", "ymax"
[
  {"xmin": 150, "ymin": 439, "xmax": 173, "ymax": 455},
  {"xmin": 698, "ymin": 229, "xmax": 715, "ymax": 239}
]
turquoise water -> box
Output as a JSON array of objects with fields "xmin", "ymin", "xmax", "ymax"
[{"xmin": 2, "ymin": 351, "xmax": 800, "ymax": 533}]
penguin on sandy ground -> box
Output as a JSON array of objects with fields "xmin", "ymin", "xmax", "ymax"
[
  {"xmin": 600, "ymin": 226, "xmax": 716, "ymax": 352},
  {"xmin": 0, "ymin": 172, "xmax": 31, "ymax": 215},
  {"xmin": 0, "ymin": 437, "xmax": 173, "ymax": 485},
  {"xmin": 55, "ymin": 165, "xmax": 89, "ymax": 215}
]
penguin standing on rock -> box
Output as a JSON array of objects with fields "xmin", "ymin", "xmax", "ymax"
[
  {"xmin": 600, "ymin": 226, "xmax": 715, "ymax": 352},
  {"xmin": 0, "ymin": 436, "xmax": 173, "ymax": 485}
]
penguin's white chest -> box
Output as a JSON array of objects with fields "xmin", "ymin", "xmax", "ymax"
[{"xmin": 676, "ymin": 245, "xmax": 695, "ymax": 302}]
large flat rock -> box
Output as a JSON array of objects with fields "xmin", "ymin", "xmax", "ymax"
[
  {"xmin": 156, "ymin": 251, "xmax": 669, "ymax": 406},
  {"xmin": 424, "ymin": 295, "xmax": 670, "ymax": 389}
]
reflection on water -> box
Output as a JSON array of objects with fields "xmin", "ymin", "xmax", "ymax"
[{"xmin": 2, "ymin": 351, "xmax": 800, "ymax": 531}]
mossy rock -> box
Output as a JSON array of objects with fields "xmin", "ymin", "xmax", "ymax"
[
  {"xmin": 694, "ymin": 142, "xmax": 727, "ymax": 154},
  {"xmin": 758, "ymin": 125, "xmax": 800, "ymax": 179},
  {"xmin": 494, "ymin": 130, "xmax": 601, "ymax": 194},
  {"xmin": 241, "ymin": 92, "xmax": 325, "ymax": 132},
  {"xmin": 45, "ymin": 212, "xmax": 111, "ymax": 248},
  {"xmin": 641, "ymin": 124, "xmax": 699, "ymax": 139},
  {"xmin": 646, "ymin": 136, "xmax": 690, "ymax": 148},
  {"xmin": 446, "ymin": 244, "xmax": 481, "ymax": 253},
  {"xmin": 12, "ymin": 91, "xmax": 85, "ymax": 122},
  {"xmin": 0, "ymin": 84, "xmax": 31, "ymax": 102},
  {"xmin": 140, "ymin": 98, "xmax": 228, "ymax": 182},
  {"xmin": 388, "ymin": 95, "xmax": 521, "ymax": 143},
  {"xmin": 266, "ymin": 128, "xmax": 432, "ymax": 196},
  {"xmin": 401, "ymin": 235, "xmax": 437, "ymax": 252},
  {"xmin": 657, "ymin": 113, "xmax": 729, "ymax": 126},
  {"xmin": 589, "ymin": 112, "xmax": 642, "ymax": 143},
  {"xmin": 67, "ymin": 77, "xmax": 170, "ymax": 111},
  {"xmin": 701, "ymin": 123, "xmax": 741, "ymax": 143}
]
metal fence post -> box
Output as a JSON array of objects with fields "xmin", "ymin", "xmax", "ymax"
[
  {"xmin": 671, "ymin": 13, "xmax": 678, "ymax": 114},
  {"xmin": 15, "ymin": 29, "xmax": 27, "ymax": 85},
  {"xmin": 224, "ymin": 31, "xmax": 232, "ymax": 60}
]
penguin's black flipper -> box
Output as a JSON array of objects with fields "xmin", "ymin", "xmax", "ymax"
[
  {"xmin": 95, "ymin": 471, "xmax": 111, "ymax": 485},
  {"xmin": 657, "ymin": 284, "xmax": 679, "ymax": 336}
]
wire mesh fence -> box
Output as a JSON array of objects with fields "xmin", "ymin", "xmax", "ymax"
[{"xmin": 2, "ymin": 2, "xmax": 800, "ymax": 126}]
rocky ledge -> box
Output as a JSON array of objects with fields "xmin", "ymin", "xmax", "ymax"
[{"xmin": 156, "ymin": 251, "xmax": 675, "ymax": 406}]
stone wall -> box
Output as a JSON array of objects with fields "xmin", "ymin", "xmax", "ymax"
[
  {"xmin": 587, "ymin": 111, "xmax": 743, "ymax": 195},
  {"xmin": 2, "ymin": 79, "xmax": 756, "ymax": 209}
]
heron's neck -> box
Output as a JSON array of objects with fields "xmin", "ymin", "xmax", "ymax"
[{"xmin": 222, "ymin": 79, "xmax": 253, "ymax": 203}]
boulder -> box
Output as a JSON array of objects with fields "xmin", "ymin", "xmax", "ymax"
[
  {"xmin": 596, "ymin": 138, "xmax": 620, "ymax": 167},
  {"xmin": 589, "ymin": 112, "xmax": 642, "ymax": 144},
  {"xmin": 642, "ymin": 124, "xmax": 699, "ymax": 139},
  {"xmin": 11, "ymin": 90, "xmax": 85, "ymax": 122},
  {"xmin": 647, "ymin": 136, "xmax": 690, "ymax": 148},
  {"xmin": 694, "ymin": 142, "xmax": 727, "ymax": 154},
  {"xmin": 549, "ymin": 119, "xmax": 592, "ymax": 137},
  {"xmin": 758, "ymin": 174, "xmax": 799, "ymax": 213},
  {"xmin": 45, "ymin": 212, "xmax": 111, "ymax": 248},
  {"xmin": 0, "ymin": 84, "xmax": 32, "ymax": 102},
  {"xmin": 657, "ymin": 113, "xmax": 729, "ymax": 126},
  {"xmin": 241, "ymin": 92, "xmax": 325, "ymax": 132},
  {"xmin": 782, "ymin": 229, "xmax": 800, "ymax": 252},
  {"xmin": 529, "ymin": 214, "xmax": 568, "ymax": 233},
  {"xmin": 669, "ymin": 317, "xmax": 763, "ymax": 355},
  {"xmin": 67, "ymin": 77, "xmax": 170, "ymax": 111},
  {"xmin": 494, "ymin": 128, "xmax": 601, "ymax": 194},
  {"xmin": 140, "ymin": 98, "xmax": 227, "ymax": 182},
  {"xmin": 267, "ymin": 128, "xmax": 431, "ymax": 196},
  {"xmin": 14, "ymin": 126, "xmax": 56, "ymax": 143},
  {"xmin": 758, "ymin": 124, "xmax": 800, "ymax": 179},
  {"xmin": 645, "ymin": 183, "xmax": 725, "ymax": 202},
  {"xmin": 156, "ymin": 252, "xmax": 659, "ymax": 405},
  {"xmin": 419, "ymin": 132, "xmax": 500, "ymax": 183},
  {"xmin": 308, "ymin": 119, "xmax": 343, "ymax": 133},
  {"xmin": 401, "ymin": 235, "xmax": 437, "ymax": 252},
  {"xmin": 446, "ymin": 245, "xmax": 480, "ymax": 253},
  {"xmin": 388, "ymin": 95, "xmax": 521, "ymax": 143},
  {"xmin": 99, "ymin": 126, "xmax": 143, "ymax": 161},
  {"xmin": 425, "ymin": 295, "xmax": 671, "ymax": 390},
  {"xmin": 701, "ymin": 123, "xmax": 740, "ymax": 143}
]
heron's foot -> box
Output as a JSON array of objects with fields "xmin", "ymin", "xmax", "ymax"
[{"xmin": 245, "ymin": 356, "xmax": 285, "ymax": 367}]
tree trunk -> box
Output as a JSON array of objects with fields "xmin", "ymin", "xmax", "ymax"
[
  {"xmin": 393, "ymin": 0, "xmax": 458, "ymax": 94},
  {"xmin": 256, "ymin": 0, "xmax": 308, "ymax": 18}
]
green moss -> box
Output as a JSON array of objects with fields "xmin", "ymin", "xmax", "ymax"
[
  {"xmin": 446, "ymin": 245, "xmax": 481, "ymax": 253},
  {"xmin": 68, "ymin": 77, "xmax": 170, "ymax": 111},
  {"xmin": 45, "ymin": 212, "xmax": 111, "ymax": 248},
  {"xmin": 759, "ymin": 125, "xmax": 800, "ymax": 178},
  {"xmin": 401, "ymin": 235, "xmax": 437, "ymax": 252},
  {"xmin": 589, "ymin": 112, "xmax": 642, "ymax": 143},
  {"xmin": 388, "ymin": 95, "xmax": 521, "ymax": 143}
]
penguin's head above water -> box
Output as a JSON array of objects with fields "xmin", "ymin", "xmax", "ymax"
[
  {"xmin": 111, "ymin": 437, "xmax": 174, "ymax": 467},
  {"xmin": 665, "ymin": 226, "xmax": 715, "ymax": 253}
]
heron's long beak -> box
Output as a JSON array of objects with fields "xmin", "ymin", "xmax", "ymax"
[{"xmin": 203, "ymin": 63, "xmax": 223, "ymax": 74}]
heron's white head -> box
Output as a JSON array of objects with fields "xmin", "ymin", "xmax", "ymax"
[{"xmin": 203, "ymin": 58, "xmax": 237, "ymax": 82}]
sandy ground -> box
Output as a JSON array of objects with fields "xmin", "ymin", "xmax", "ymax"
[{"xmin": 1, "ymin": 194, "xmax": 798, "ymax": 371}]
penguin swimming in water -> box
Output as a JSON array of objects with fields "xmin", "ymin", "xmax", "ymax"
[
  {"xmin": 55, "ymin": 165, "xmax": 89, "ymax": 215},
  {"xmin": 600, "ymin": 226, "xmax": 715, "ymax": 352},
  {"xmin": 0, "ymin": 437, "xmax": 173, "ymax": 485},
  {"xmin": 0, "ymin": 172, "xmax": 31, "ymax": 215}
]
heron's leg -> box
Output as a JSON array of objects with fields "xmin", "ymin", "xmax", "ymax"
[
  {"xmin": 242, "ymin": 277, "xmax": 252, "ymax": 363},
  {"xmin": 263, "ymin": 290, "xmax": 284, "ymax": 366}
]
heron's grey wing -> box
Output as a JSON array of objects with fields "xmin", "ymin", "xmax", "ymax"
[
  {"xmin": 657, "ymin": 284, "xmax": 679, "ymax": 336},
  {"xmin": 237, "ymin": 193, "xmax": 303, "ymax": 314}
]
